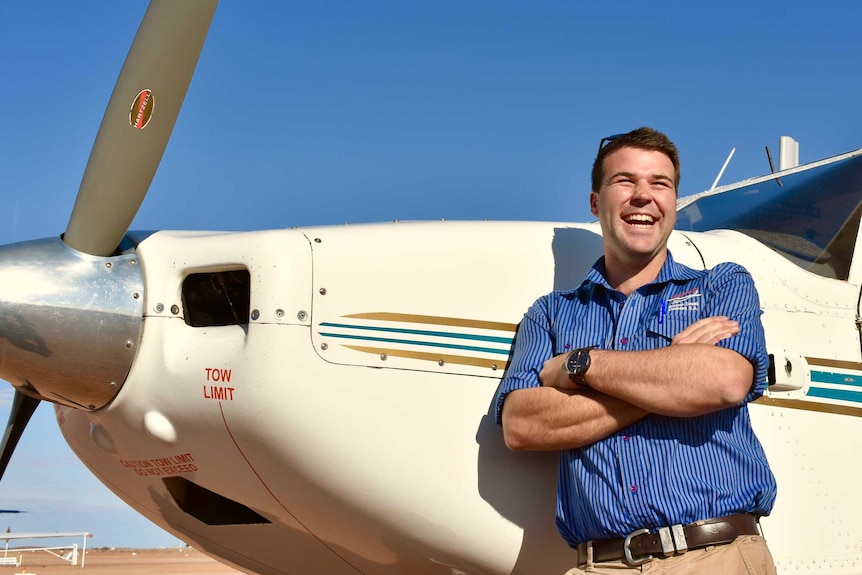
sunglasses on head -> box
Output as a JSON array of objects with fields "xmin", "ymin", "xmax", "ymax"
[{"xmin": 597, "ymin": 133, "xmax": 624, "ymax": 155}]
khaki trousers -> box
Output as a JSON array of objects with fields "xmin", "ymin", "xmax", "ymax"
[{"xmin": 564, "ymin": 535, "xmax": 776, "ymax": 575}]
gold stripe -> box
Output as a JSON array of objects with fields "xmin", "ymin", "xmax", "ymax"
[
  {"xmin": 805, "ymin": 357, "xmax": 862, "ymax": 371},
  {"xmin": 343, "ymin": 345, "xmax": 509, "ymax": 370},
  {"xmin": 754, "ymin": 396, "xmax": 862, "ymax": 418},
  {"xmin": 343, "ymin": 312, "xmax": 517, "ymax": 332}
]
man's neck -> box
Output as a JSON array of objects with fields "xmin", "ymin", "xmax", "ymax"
[{"xmin": 604, "ymin": 250, "xmax": 668, "ymax": 296}]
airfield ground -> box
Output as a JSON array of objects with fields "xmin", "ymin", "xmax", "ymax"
[{"xmin": 0, "ymin": 547, "xmax": 243, "ymax": 574}]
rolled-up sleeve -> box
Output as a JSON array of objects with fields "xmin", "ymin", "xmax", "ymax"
[
  {"xmin": 494, "ymin": 296, "xmax": 555, "ymax": 424},
  {"xmin": 703, "ymin": 263, "xmax": 770, "ymax": 400}
]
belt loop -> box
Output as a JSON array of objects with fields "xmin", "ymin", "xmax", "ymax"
[
  {"xmin": 658, "ymin": 526, "xmax": 674, "ymax": 557},
  {"xmin": 671, "ymin": 524, "xmax": 688, "ymax": 554},
  {"xmin": 585, "ymin": 540, "xmax": 594, "ymax": 569}
]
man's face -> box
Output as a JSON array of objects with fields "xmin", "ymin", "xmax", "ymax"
[{"xmin": 590, "ymin": 146, "xmax": 677, "ymax": 268}]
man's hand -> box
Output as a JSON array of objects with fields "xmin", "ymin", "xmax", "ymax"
[
  {"xmin": 672, "ymin": 316, "xmax": 739, "ymax": 345},
  {"xmin": 539, "ymin": 353, "xmax": 571, "ymax": 389}
]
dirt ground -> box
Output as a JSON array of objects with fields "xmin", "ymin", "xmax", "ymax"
[{"xmin": 0, "ymin": 547, "xmax": 244, "ymax": 575}]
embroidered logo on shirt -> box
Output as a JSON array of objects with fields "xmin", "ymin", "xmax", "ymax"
[{"xmin": 666, "ymin": 288, "xmax": 701, "ymax": 312}]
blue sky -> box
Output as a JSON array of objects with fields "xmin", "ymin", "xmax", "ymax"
[{"xmin": 0, "ymin": 0, "xmax": 861, "ymax": 550}]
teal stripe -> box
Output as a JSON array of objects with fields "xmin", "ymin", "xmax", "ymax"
[
  {"xmin": 810, "ymin": 370, "xmax": 862, "ymax": 387},
  {"xmin": 807, "ymin": 386, "xmax": 862, "ymax": 403},
  {"xmin": 319, "ymin": 322, "xmax": 514, "ymax": 345},
  {"xmin": 318, "ymin": 332, "xmax": 510, "ymax": 355}
]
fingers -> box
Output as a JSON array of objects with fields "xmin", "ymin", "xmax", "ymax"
[
  {"xmin": 671, "ymin": 316, "xmax": 739, "ymax": 345},
  {"xmin": 539, "ymin": 354, "xmax": 573, "ymax": 389}
]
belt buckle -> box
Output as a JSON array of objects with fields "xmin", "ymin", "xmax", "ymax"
[{"xmin": 623, "ymin": 528, "xmax": 653, "ymax": 566}]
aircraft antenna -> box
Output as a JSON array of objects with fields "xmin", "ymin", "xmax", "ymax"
[
  {"xmin": 765, "ymin": 146, "xmax": 784, "ymax": 187},
  {"xmin": 710, "ymin": 147, "xmax": 736, "ymax": 190}
]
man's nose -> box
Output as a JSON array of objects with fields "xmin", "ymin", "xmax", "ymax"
[{"xmin": 631, "ymin": 181, "xmax": 652, "ymax": 201}]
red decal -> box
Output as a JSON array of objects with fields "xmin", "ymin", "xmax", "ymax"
[
  {"xmin": 129, "ymin": 89, "xmax": 154, "ymax": 129},
  {"xmin": 120, "ymin": 453, "xmax": 197, "ymax": 476},
  {"xmin": 203, "ymin": 385, "xmax": 236, "ymax": 401},
  {"xmin": 205, "ymin": 367, "xmax": 232, "ymax": 382}
]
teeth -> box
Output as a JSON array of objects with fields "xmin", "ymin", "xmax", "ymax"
[{"xmin": 624, "ymin": 214, "xmax": 655, "ymax": 224}]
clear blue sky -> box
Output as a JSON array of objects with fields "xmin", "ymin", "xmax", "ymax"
[{"xmin": 0, "ymin": 0, "xmax": 860, "ymax": 549}]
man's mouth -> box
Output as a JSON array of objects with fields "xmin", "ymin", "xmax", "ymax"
[{"xmin": 623, "ymin": 214, "xmax": 656, "ymax": 226}]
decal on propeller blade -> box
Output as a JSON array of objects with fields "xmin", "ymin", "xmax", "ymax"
[{"xmin": 129, "ymin": 89, "xmax": 154, "ymax": 129}]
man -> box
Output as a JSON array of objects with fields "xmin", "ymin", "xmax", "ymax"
[{"xmin": 495, "ymin": 127, "xmax": 777, "ymax": 574}]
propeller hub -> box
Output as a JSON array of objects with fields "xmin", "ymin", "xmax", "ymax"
[{"xmin": 0, "ymin": 238, "xmax": 143, "ymax": 410}]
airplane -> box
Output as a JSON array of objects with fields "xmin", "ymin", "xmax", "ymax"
[{"xmin": 1, "ymin": 1, "xmax": 861, "ymax": 574}]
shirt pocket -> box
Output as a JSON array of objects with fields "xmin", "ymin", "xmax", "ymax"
[
  {"xmin": 645, "ymin": 309, "xmax": 701, "ymax": 347},
  {"xmin": 553, "ymin": 335, "xmax": 604, "ymax": 356}
]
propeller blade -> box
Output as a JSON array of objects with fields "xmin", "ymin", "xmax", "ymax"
[
  {"xmin": 0, "ymin": 391, "xmax": 40, "ymax": 482},
  {"xmin": 64, "ymin": 0, "xmax": 218, "ymax": 257}
]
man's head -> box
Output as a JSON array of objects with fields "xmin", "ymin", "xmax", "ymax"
[
  {"xmin": 591, "ymin": 127, "xmax": 680, "ymax": 194},
  {"xmin": 589, "ymin": 127, "xmax": 680, "ymax": 280}
]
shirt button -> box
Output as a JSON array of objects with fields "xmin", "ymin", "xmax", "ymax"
[
  {"xmin": 620, "ymin": 337, "xmax": 629, "ymax": 345},
  {"xmin": 630, "ymin": 485, "xmax": 638, "ymax": 493},
  {"xmin": 618, "ymin": 302, "xmax": 624, "ymax": 310},
  {"xmin": 622, "ymin": 435, "xmax": 630, "ymax": 441}
]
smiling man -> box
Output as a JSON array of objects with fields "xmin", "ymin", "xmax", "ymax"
[{"xmin": 495, "ymin": 127, "xmax": 778, "ymax": 574}]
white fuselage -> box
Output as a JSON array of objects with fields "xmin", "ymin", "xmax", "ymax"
[{"xmin": 57, "ymin": 221, "xmax": 862, "ymax": 574}]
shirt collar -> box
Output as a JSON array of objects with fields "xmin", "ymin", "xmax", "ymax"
[{"xmin": 570, "ymin": 250, "xmax": 702, "ymax": 294}]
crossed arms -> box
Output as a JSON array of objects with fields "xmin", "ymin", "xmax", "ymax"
[{"xmin": 501, "ymin": 316, "xmax": 754, "ymax": 451}]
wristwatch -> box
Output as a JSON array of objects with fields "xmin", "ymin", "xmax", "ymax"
[{"xmin": 564, "ymin": 347, "xmax": 593, "ymax": 387}]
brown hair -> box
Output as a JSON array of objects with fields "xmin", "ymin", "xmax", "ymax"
[{"xmin": 591, "ymin": 127, "xmax": 680, "ymax": 193}]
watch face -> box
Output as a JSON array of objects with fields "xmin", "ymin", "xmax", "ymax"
[
  {"xmin": 566, "ymin": 351, "xmax": 581, "ymax": 375},
  {"xmin": 566, "ymin": 349, "xmax": 591, "ymax": 379}
]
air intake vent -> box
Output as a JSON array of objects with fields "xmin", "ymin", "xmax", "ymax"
[
  {"xmin": 181, "ymin": 270, "xmax": 250, "ymax": 327},
  {"xmin": 163, "ymin": 476, "xmax": 270, "ymax": 525}
]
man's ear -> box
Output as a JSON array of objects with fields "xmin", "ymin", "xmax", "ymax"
[{"xmin": 590, "ymin": 191, "xmax": 599, "ymax": 217}]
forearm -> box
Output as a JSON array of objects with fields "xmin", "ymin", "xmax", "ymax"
[
  {"xmin": 586, "ymin": 344, "xmax": 753, "ymax": 417},
  {"xmin": 501, "ymin": 386, "xmax": 648, "ymax": 451}
]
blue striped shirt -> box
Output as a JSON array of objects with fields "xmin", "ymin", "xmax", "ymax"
[{"xmin": 495, "ymin": 252, "xmax": 777, "ymax": 546}]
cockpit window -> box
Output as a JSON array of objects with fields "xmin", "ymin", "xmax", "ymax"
[{"xmin": 676, "ymin": 155, "xmax": 862, "ymax": 280}]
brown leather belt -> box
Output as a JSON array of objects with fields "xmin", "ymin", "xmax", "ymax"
[{"xmin": 578, "ymin": 513, "xmax": 760, "ymax": 567}]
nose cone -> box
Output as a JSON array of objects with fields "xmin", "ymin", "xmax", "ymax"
[{"xmin": 0, "ymin": 238, "xmax": 143, "ymax": 410}]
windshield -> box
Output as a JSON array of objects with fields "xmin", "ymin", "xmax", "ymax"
[{"xmin": 676, "ymin": 155, "xmax": 862, "ymax": 280}]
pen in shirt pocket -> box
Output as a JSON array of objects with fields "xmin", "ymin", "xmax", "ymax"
[{"xmin": 659, "ymin": 299, "xmax": 667, "ymax": 324}]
